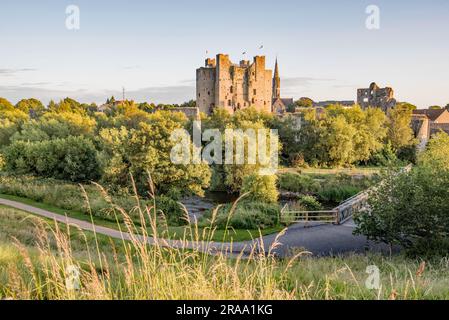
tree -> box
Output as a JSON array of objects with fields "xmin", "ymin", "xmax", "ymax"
[
  {"xmin": 3, "ymin": 136, "xmax": 101, "ymax": 182},
  {"xmin": 0, "ymin": 98, "xmax": 14, "ymax": 111},
  {"xmin": 428, "ymin": 105, "xmax": 442, "ymax": 110},
  {"xmin": 15, "ymin": 98, "xmax": 45, "ymax": 117},
  {"xmin": 354, "ymin": 155, "xmax": 449, "ymax": 257},
  {"xmin": 386, "ymin": 104, "xmax": 415, "ymax": 151},
  {"xmin": 419, "ymin": 132, "xmax": 449, "ymax": 170},
  {"xmin": 445, "ymin": 104, "xmax": 449, "ymax": 111},
  {"xmin": 396, "ymin": 102, "xmax": 417, "ymax": 111},
  {"xmin": 100, "ymin": 110, "xmax": 211, "ymax": 196},
  {"xmin": 11, "ymin": 112, "xmax": 97, "ymax": 142},
  {"xmin": 295, "ymin": 97, "xmax": 314, "ymax": 108},
  {"xmin": 241, "ymin": 174, "xmax": 278, "ymax": 203},
  {"xmin": 0, "ymin": 97, "xmax": 29, "ymax": 122}
]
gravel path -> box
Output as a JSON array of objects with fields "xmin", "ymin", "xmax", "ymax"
[{"xmin": 0, "ymin": 197, "xmax": 391, "ymax": 257}]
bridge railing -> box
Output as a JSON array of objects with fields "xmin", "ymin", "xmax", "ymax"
[
  {"xmin": 280, "ymin": 203, "xmax": 338, "ymax": 226},
  {"xmin": 280, "ymin": 165, "xmax": 413, "ymax": 226}
]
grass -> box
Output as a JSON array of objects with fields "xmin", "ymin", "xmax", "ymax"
[
  {"xmin": 0, "ymin": 193, "xmax": 282, "ymax": 243},
  {"xmin": 0, "ymin": 205, "xmax": 448, "ymax": 300},
  {"xmin": 279, "ymin": 166, "xmax": 382, "ymax": 177}
]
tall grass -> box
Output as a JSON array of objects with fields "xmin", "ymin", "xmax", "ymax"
[{"xmin": 0, "ymin": 176, "xmax": 448, "ymax": 300}]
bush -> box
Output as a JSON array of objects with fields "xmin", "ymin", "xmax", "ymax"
[
  {"xmin": 155, "ymin": 195, "xmax": 186, "ymax": 226},
  {"xmin": 241, "ymin": 174, "xmax": 278, "ymax": 204},
  {"xmin": 318, "ymin": 185, "xmax": 360, "ymax": 204},
  {"xmin": 354, "ymin": 165, "xmax": 449, "ymax": 258},
  {"xmin": 298, "ymin": 195, "xmax": 322, "ymax": 211},
  {"xmin": 209, "ymin": 201, "xmax": 280, "ymax": 230},
  {"xmin": 3, "ymin": 136, "xmax": 101, "ymax": 182},
  {"xmin": 278, "ymin": 173, "xmax": 320, "ymax": 193}
]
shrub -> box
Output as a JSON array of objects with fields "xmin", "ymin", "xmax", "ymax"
[
  {"xmin": 354, "ymin": 165, "xmax": 449, "ymax": 258},
  {"xmin": 155, "ymin": 195, "xmax": 186, "ymax": 226},
  {"xmin": 241, "ymin": 174, "xmax": 278, "ymax": 204},
  {"xmin": 3, "ymin": 136, "xmax": 101, "ymax": 182},
  {"xmin": 278, "ymin": 173, "xmax": 320, "ymax": 193},
  {"xmin": 298, "ymin": 195, "xmax": 322, "ymax": 211},
  {"xmin": 317, "ymin": 185, "xmax": 360, "ymax": 204},
  {"xmin": 210, "ymin": 201, "xmax": 280, "ymax": 230}
]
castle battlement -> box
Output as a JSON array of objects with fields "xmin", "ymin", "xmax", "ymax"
[{"xmin": 196, "ymin": 54, "xmax": 273, "ymax": 114}]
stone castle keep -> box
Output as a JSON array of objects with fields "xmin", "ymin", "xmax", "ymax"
[{"xmin": 197, "ymin": 54, "xmax": 286, "ymax": 114}]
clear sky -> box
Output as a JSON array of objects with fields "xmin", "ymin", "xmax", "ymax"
[{"xmin": 1, "ymin": 0, "xmax": 448, "ymax": 108}]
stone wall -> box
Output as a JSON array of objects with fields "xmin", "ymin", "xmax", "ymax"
[
  {"xmin": 197, "ymin": 54, "xmax": 273, "ymax": 114},
  {"xmin": 357, "ymin": 82, "xmax": 396, "ymax": 112}
]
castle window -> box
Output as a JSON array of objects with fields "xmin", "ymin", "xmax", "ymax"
[
  {"xmin": 198, "ymin": 93, "xmax": 201, "ymax": 97},
  {"xmin": 228, "ymin": 100, "xmax": 232, "ymax": 106},
  {"xmin": 208, "ymin": 91, "xmax": 210, "ymax": 96},
  {"xmin": 252, "ymin": 98, "xmax": 255, "ymax": 104},
  {"xmin": 253, "ymin": 89, "xmax": 257, "ymax": 95},
  {"xmin": 230, "ymin": 86, "xmax": 233, "ymax": 93}
]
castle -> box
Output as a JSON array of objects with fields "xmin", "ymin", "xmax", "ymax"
[
  {"xmin": 357, "ymin": 82, "xmax": 397, "ymax": 112},
  {"xmin": 196, "ymin": 54, "xmax": 292, "ymax": 114}
]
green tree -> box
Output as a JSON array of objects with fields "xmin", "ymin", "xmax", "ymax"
[
  {"xmin": 295, "ymin": 97, "xmax": 314, "ymax": 108},
  {"xmin": 428, "ymin": 105, "xmax": 442, "ymax": 110},
  {"xmin": 241, "ymin": 174, "xmax": 278, "ymax": 203},
  {"xmin": 3, "ymin": 136, "xmax": 101, "ymax": 182},
  {"xmin": 15, "ymin": 98, "xmax": 45, "ymax": 117},
  {"xmin": 355, "ymin": 134, "xmax": 449, "ymax": 257},
  {"xmin": 100, "ymin": 110, "xmax": 211, "ymax": 196},
  {"xmin": 386, "ymin": 104, "xmax": 415, "ymax": 151}
]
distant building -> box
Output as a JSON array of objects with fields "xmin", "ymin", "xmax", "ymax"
[
  {"xmin": 196, "ymin": 54, "xmax": 273, "ymax": 114},
  {"xmin": 357, "ymin": 82, "xmax": 396, "ymax": 112},
  {"xmin": 271, "ymin": 58, "xmax": 294, "ymax": 114},
  {"xmin": 413, "ymin": 109, "xmax": 449, "ymax": 135}
]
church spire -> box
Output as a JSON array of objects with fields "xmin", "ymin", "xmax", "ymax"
[{"xmin": 273, "ymin": 58, "xmax": 280, "ymax": 99}]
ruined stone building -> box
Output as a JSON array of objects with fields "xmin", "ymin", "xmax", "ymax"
[{"xmin": 357, "ymin": 82, "xmax": 397, "ymax": 112}]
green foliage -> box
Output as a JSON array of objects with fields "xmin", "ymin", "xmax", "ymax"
[
  {"xmin": 0, "ymin": 174, "xmax": 154, "ymax": 225},
  {"xmin": 318, "ymin": 185, "xmax": 360, "ymax": 204},
  {"xmin": 298, "ymin": 195, "xmax": 322, "ymax": 210},
  {"xmin": 15, "ymin": 98, "xmax": 45, "ymax": 117},
  {"xmin": 204, "ymin": 108, "xmax": 280, "ymax": 194},
  {"xmin": 0, "ymin": 154, "xmax": 4, "ymax": 171},
  {"xmin": 278, "ymin": 173, "xmax": 320, "ymax": 193},
  {"xmin": 11, "ymin": 112, "xmax": 97, "ymax": 142},
  {"xmin": 100, "ymin": 110, "xmax": 211, "ymax": 196},
  {"xmin": 3, "ymin": 136, "xmax": 101, "ymax": 182},
  {"xmin": 296, "ymin": 106, "xmax": 387, "ymax": 167},
  {"xmin": 241, "ymin": 174, "xmax": 278, "ymax": 204},
  {"xmin": 355, "ymin": 140, "xmax": 449, "ymax": 257},
  {"xmin": 368, "ymin": 142, "xmax": 399, "ymax": 167},
  {"xmin": 155, "ymin": 195, "xmax": 186, "ymax": 226},
  {"xmin": 386, "ymin": 104, "xmax": 415, "ymax": 151},
  {"xmin": 295, "ymin": 97, "xmax": 314, "ymax": 108},
  {"xmin": 419, "ymin": 132, "xmax": 449, "ymax": 170},
  {"xmin": 209, "ymin": 201, "xmax": 280, "ymax": 230}
]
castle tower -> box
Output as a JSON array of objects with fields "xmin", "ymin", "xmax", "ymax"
[{"xmin": 272, "ymin": 58, "xmax": 280, "ymax": 100}]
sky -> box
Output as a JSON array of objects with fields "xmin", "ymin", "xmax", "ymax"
[{"xmin": 0, "ymin": 0, "xmax": 448, "ymax": 108}]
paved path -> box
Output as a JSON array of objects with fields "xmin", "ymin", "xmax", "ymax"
[{"xmin": 0, "ymin": 197, "xmax": 391, "ymax": 257}]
